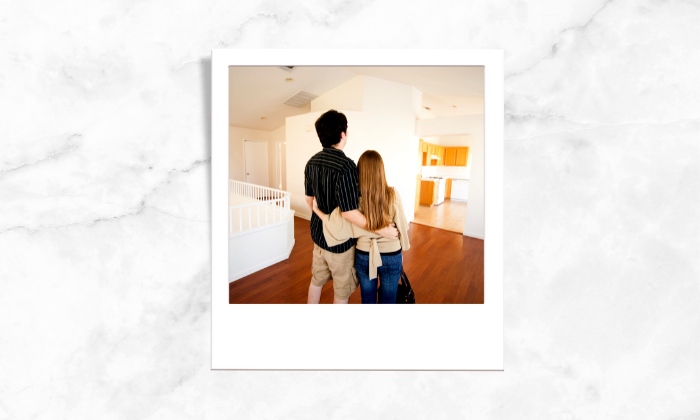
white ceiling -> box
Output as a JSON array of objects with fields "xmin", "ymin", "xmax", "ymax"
[{"xmin": 229, "ymin": 66, "xmax": 484, "ymax": 131}]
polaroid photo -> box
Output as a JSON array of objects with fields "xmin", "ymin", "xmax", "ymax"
[{"xmin": 212, "ymin": 49, "xmax": 503, "ymax": 370}]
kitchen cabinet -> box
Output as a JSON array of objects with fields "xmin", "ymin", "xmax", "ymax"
[
  {"xmin": 421, "ymin": 142, "xmax": 459, "ymax": 167},
  {"xmin": 456, "ymin": 147, "xmax": 469, "ymax": 167},
  {"xmin": 419, "ymin": 181, "xmax": 435, "ymax": 206},
  {"xmin": 444, "ymin": 147, "xmax": 456, "ymax": 166},
  {"xmin": 444, "ymin": 147, "xmax": 469, "ymax": 167},
  {"xmin": 420, "ymin": 179, "xmax": 446, "ymax": 206},
  {"xmin": 445, "ymin": 179, "xmax": 452, "ymax": 198}
]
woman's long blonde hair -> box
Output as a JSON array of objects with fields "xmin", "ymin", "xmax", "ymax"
[{"xmin": 357, "ymin": 150, "xmax": 395, "ymax": 232}]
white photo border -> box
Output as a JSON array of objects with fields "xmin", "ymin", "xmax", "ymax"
[{"xmin": 212, "ymin": 49, "xmax": 503, "ymax": 370}]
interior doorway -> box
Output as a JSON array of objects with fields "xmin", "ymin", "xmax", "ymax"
[{"xmin": 244, "ymin": 139, "xmax": 269, "ymax": 187}]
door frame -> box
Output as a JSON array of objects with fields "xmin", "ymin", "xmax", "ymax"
[
  {"xmin": 242, "ymin": 139, "xmax": 269, "ymax": 187},
  {"xmin": 274, "ymin": 140, "xmax": 285, "ymax": 190}
]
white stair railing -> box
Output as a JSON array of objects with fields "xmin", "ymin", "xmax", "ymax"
[{"xmin": 228, "ymin": 180, "xmax": 291, "ymax": 235}]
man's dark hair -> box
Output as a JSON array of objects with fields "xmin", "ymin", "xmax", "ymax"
[{"xmin": 315, "ymin": 109, "xmax": 347, "ymax": 148}]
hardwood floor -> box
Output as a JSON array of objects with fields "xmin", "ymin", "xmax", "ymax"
[{"xmin": 229, "ymin": 216, "xmax": 484, "ymax": 304}]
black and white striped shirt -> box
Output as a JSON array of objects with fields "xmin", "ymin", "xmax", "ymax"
[{"xmin": 304, "ymin": 147, "xmax": 360, "ymax": 253}]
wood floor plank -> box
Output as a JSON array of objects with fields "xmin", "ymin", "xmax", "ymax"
[{"xmin": 229, "ymin": 216, "xmax": 484, "ymax": 304}]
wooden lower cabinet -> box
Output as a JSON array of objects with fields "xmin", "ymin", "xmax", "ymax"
[
  {"xmin": 420, "ymin": 181, "xmax": 435, "ymax": 206},
  {"xmin": 445, "ymin": 178, "xmax": 452, "ymax": 199}
]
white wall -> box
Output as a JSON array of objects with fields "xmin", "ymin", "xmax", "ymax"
[
  {"xmin": 310, "ymin": 76, "xmax": 364, "ymax": 113},
  {"xmin": 286, "ymin": 76, "xmax": 422, "ymax": 222},
  {"xmin": 356, "ymin": 76, "xmax": 420, "ymax": 221},
  {"xmin": 415, "ymin": 115, "xmax": 485, "ymax": 239},
  {"xmin": 415, "ymin": 115, "xmax": 473, "ymax": 137},
  {"xmin": 459, "ymin": 115, "xmax": 484, "ymax": 239},
  {"xmin": 229, "ymin": 125, "xmax": 278, "ymax": 188}
]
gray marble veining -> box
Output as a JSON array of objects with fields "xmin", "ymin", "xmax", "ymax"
[{"xmin": 0, "ymin": 0, "xmax": 698, "ymax": 418}]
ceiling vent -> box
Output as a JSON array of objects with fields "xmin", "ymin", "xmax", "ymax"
[
  {"xmin": 279, "ymin": 66, "xmax": 295, "ymax": 72},
  {"xmin": 284, "ymin": 91, "xmax": 318, "ymax": 107}
]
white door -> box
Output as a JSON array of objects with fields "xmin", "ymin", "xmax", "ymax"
[{"xmin": 244, "ymin": 140, "xmax": 269, "ymax": 187}]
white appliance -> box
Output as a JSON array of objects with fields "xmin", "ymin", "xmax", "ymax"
[
  {"xmin": 450, "ymin": 179, "xmax": 469, "ymax": 202},
  {"xmin": 436, "ymin": 178, "xmax": 446, "ymax": 205}
]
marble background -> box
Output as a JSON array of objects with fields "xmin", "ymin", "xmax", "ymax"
[{"xmin": 1, "ymin": 0, "xmax": 698, "ymax": 418}]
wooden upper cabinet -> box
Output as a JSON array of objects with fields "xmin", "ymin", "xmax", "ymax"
[
  {"xmin": 429, "ymin": 144, "xmax": 436, "ymax": 156},
  {"xmin": 456, "ymin": 147, "xmax": 469, "ymax": 167},
  {"xmin": 438, "ymin": 147, "xmax": 445, "ymax": 166},
  {"xmin": 444, "ymin": 147, "xmax": 456, "ymax": 166},
  {"xmin": 422, "ymin": 142, "xmax": 428, "ymax": 152}
]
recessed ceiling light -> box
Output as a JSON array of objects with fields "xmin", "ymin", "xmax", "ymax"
[
  {"xmin": 260, "ymin": 117, "xmax": 267, "ymax": 120},
  {"xmin": 285, "ymin": 78, "xmax": 293, "ymax": 82}
]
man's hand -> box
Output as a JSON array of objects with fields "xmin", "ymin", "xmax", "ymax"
[
  {"xmin": 376, "ymin": 223, "xmax": 398, "ymax": 240},
  {"xmin": 312, "ymin": 198, "xmax": 319, "ymax": 212}
]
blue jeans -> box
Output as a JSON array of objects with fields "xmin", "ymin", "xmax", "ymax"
[{"xmin": 354, "ymin": 251, "xmax": 403, "ymax": 304}]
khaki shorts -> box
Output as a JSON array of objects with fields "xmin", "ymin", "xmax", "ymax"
[{"xmin": 310, "ymin": 244, "xmax": 359, "ymax": 300}]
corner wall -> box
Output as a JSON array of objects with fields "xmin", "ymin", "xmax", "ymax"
[{"xmin": 286, "ymin": 76, "xmax": 422, "ymax": 222}]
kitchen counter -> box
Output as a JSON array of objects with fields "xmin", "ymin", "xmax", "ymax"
[{"xmin": 420, "ymin": 178, "xmax": 446, "ymax": 206}]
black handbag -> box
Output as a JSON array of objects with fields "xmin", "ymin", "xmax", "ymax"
[{"xmin": 396, "ymin": 268, "xmax": 416, "ymax": 304}]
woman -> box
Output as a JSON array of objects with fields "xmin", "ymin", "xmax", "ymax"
[{"xmin": 312, "ymin": 150, "xmax": 410, "ymax": 304}]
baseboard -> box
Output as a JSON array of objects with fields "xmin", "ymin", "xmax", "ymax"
[
  {"xmin": 229, "ymin": 239, "xmax": 296, "ymax": 283},
  {"xmin": 295, "ymin": 212, "xmax": 311, "ymax": 221},
  {"xmin": 229, "ymin": 252, "xmax": 289, "ymax": 283},
  {"xmin": 285, "ymin": 238, "xmax": 296, "ymax": 258},
  {"xmin": 462, "ymin": 230, "xmax": 484, "ymax": 240}
]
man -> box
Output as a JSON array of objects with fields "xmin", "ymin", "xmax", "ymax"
[{"xmin": 304, "ymin": 109, "xmax": 398, "ymax": 304}]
